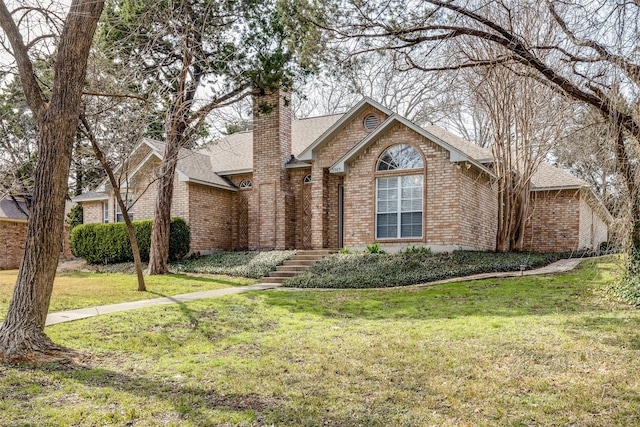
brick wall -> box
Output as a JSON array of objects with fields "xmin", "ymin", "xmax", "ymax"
[
  {"xmin": 83, "ymin": 201, "xmax": 104, "ymax": 224},
  {"xmin": 0, "ymin": 219, "xmax": 27, "ymax": 270},
  {"xmin": 458, "ymin": 166, "xmax": 498, "ymax": 250},
  {"xmin": 340, "ymin": 122, "xmax": 495, "ymax": 251},
  {"xmin": 0, "ymin": 219, "xmax": 72, "ymax": 270},
  {"xmin": 188, "ymin": 183, "xmax": 233, "ymax": 251},
  {"xmin": 312, "ymin": 106, "xmax": 390, "ymax": 248},
  {"xmin": 523, "ymin": 189, "xmax": 581, "ymax": 252}
]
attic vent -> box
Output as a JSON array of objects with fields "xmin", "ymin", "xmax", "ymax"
[
  {"xmin": 303, "ymin": 174, "xmax": 312, "ymax": 184},
  {"xmin": 363, "ymin": 114, "xmax": 379, "ymax": 131},
  {"xmin": 239, "ymin": 179, "xmax": 252, "ymax": 189}
]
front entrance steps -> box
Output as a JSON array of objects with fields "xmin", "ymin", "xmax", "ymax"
[{"xmin": 261, "ymin": 249, "xmax": 336, "ymax": 284}]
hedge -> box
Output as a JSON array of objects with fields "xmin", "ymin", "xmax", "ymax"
[{"xmin": 70, "ymin": 218, "xmax": 190, "ymax": 264}]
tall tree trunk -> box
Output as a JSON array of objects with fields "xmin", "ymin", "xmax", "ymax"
[
  {"xmin": 148, "ymin": 138, "xmax": 180, "ymax": 275},
  {"xmin": 0, "ymin": 0, "xmax": 105, "ymax": 363}
]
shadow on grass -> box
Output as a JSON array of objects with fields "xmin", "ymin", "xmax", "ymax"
[
  {"xmin": 165, "ymin": 274, "xmax": 252, "ymax": 287},
  {"xmin": 258, "ymin": 265, "xmax": 610, "ymax": 320},
  {"xmin": 147, "ymin": 290, "xmax": 200, "ymax": 328},
  {"xmin": 12, "ymin": 362, "xmax": 282, "ymax": 425}
]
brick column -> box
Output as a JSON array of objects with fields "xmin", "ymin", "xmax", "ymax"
[
  {"xmin": 249, "ymin": 88, "xmax": 293, "ymax": 250},
  {"xmin": 310, "ymin": 164, "xmax": 328, "ymax": 249}
]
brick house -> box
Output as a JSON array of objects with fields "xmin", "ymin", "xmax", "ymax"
[
  {"xmin": 0, "ymin": 196, "xmax": 73, "ymax": 270},
  {"xmin": 73, "ymin": 90, "xmax": 611, "ymax": 254}
]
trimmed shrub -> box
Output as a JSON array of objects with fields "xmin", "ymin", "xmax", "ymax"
[{"xmin": 70, "ymin": 217, "xmax": 190, "ymax": 264}]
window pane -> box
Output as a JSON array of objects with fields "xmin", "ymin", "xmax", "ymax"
[
  {"xmin": 401, "ymin": 212, "xmax": 422, "ymax": 238},
  {"xmin": 377, "ymin": 213, "xmax": 397, "ymax": 238},
  {"xmin": 376, "ymin": 145, "xmax": 424, "ymax": 171}
]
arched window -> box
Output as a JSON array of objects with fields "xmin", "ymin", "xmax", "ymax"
[
  {"xmin": 303, "ymin": 174, "xmax": 312, "ymax": 184},
  {"xmin": 239, "ymin": 179, "xmax": 252, "ymax": 189},
  {"xmin": 376, "ymin": 144, "xmax": 424, "ymax": 171},
  {"xmin": 375, "ymin": 144, "xmax": 423, "ymax": 239}
]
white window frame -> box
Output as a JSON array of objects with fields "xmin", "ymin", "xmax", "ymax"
[
  {"xmin": 375, "ymin": 175, "xmax": 423, "ymax": 239},
  {"xmin": 103, "ymin": 201, "xmax": 109, "ymax": 223},
  {"xmin": 115, "ymin": 193, "xmax": 134, "ymax": 223}
]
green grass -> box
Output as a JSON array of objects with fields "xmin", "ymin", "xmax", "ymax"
[
  {"xmin": 2, "ymin": 256, "xmax": 640, "ymax": 426},
  {"xmin": 0, "ymin": 269, "xmax": 256, "ymax": 316},
  {"xmin": 284, "ymin": 250, "xmax": 578, "ymax": 288}
]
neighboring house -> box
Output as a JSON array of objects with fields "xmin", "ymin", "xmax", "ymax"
[
  {"xmin": 73, "ymin": 91, "xmax": 611, "ymax": 254},
  {"xmin": 0, "ymin": 196, "xmax": 74, "ymax": 270}
]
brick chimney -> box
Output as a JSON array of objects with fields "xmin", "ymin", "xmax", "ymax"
[{"xmin": 249, "ymin": 87, "xmax": 294, "ymax": 250}]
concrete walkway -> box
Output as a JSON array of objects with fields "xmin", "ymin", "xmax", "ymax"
[
  {"xmin": 416, "ymin": 257, "xmax": 584, "ymax": 287},
  {"xmin": 45, "ymin": 257, "xmax": 585, "ymax": 326},
  {"xmin": 45, "ymin": 283, "xmax": 279, "ymax": 326}
]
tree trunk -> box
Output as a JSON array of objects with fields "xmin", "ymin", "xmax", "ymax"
[
  {"xmin": 121, "ymin": 201, "xmax": 147, "ymax": 291},
  {"xmin": 148, "ymin": 139, "xmax": 180, "ymax": 275},
  {"xmin": 0, "ymin": 0, "xmax": 105, "ymax": 363},
  {"xmin": 0, "ymin": 120, "xmax": 83, "ymax": 362}
]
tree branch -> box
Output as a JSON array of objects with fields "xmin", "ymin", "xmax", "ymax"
[{"xmin": 0, "ymin": 1, "xmax": 48, "ymax": 119}]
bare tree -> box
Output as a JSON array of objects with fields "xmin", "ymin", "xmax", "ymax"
[
  {"xmin": 303, "ymin": 0, "xmax": 640, "ymax": 266},
  {"xmin": 0, "ymin": 0, "xmax": 105, "ymax": 363}
]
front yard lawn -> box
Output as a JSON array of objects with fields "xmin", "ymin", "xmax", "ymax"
[
  {"xmin": 1, "ymin": 256, "xmax": 639, "ymax": 426},
  {"xmin": 0, "ymin": 269, "xmax": 256, "ymax": 317}
]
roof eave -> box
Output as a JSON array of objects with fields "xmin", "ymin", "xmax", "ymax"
[
  {"xmin": 179, "ymin": 175, "xmax": 237, "ymax": 191},
  {"xmin": 0, "ymin": 217, "xmax": 28, "ymax": 223},
  {"xmin": 285, "ymin": 162, "xmax": 312, "ymax": 169},
  {"xmin": 216, "ymin": 168, "xmax": 253, "ymax": 176},
  {"xmin": 530, "ymin": 185, "xmax": 583, "ymax": 192},
  {"xmin": 72, "ymin": 194, "xmax": 109, "ymax": 203}
]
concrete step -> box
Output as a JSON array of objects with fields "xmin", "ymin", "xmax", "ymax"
[
  {"xmin": 268, "ymin": 271, "xmax": 299, "ymax": 278},
  {"xmin": 295, "ymin": 249, "xmax": 337, "ymax": 256},
  {"xmin": 261, "ymin": 249, "xmax": 337, "ymax": 284},
  {"xmin": 282, "ymin": 259, "xmax": 317, "ymax": 266},
  {"xmin": 276, "ymin": 265, "xmax": 310, "ymax": 272},
  {"xmin": 288, "ymin": 254, "xmax": 328, "ymax": 261}
]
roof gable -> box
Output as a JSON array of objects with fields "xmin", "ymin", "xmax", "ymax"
[
  {"xmin": 329, "ymin": 115, "xmax": 495, "ymax": 177},
  {"xmin": 297, "ymin": 98, "xmax": 394, "ymax": 162}
]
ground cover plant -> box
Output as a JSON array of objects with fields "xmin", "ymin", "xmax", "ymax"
[
  {"xmin": 173, "ymin": 250, "xmax": 296, "ymax": 279},
  {"xmin": 283, "ymin": 250, "xmax": 584, "ymax": 288},
  {"xmin": 0, "ymin": 269, "xmax": 255, "ymax": 318},
  {"xmin": 1, "ymin": 257, "xmax": 639, "ymax": 426}
]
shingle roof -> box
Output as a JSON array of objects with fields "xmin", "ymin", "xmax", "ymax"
[
  {"xmin": 529, "ymin": 162, "xmax": 588, "ymax": 190},
  {"xmin": 145, "ymin": 139, "xmax": 235, "ymax": 189},
  {"xmin": 0, "ymin": 197, "xmax": 28, "ymax": 220},
  {"xmin": 71, "ymin": 191, "xmax": 109, "ymax": 202},
  {"xmin": 199, "ymin": 114, "xmax": 343, "ymax": 173},
  {"xmin": 76, "ymin": 100, "xmax": 590, "ymax": 194},
  {"xmin": 422, "ymin": 125, "xmax": 494, "ymax": 162}
]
